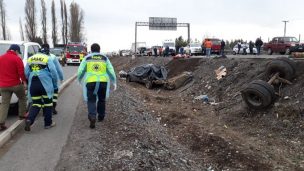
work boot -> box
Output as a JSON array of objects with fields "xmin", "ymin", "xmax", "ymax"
[
  {"xmin": 52, "ymin": 107, "xmax": 58, "ymax": 115},
  {"xmin": 89, "ymin": 116, "xmax": 96, "ymax": 129},
  {"xmin": 0, "ymin": 123, "xmax": 7, "ymax": 131},
  {"xmin": 45, "ymin": 121, "xmax": 56, "ymax": 129},
  {"xmin": 98, "ymin": 115, "xmax": 104, "ymax": 122},
  {"xmin": 53, "ymin": 103, "xmax": 58, "ymax": 115},
  {"xmin": 24, "ymin": 120, "xmax": 31, "ymax": 131}
]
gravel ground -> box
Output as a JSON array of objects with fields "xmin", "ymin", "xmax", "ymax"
[
  {"xmin": 56, "ymin": 56, "xmax": 304, "ymax": 171},
  {"xmin": 55, "ymin": 78, "xmax": 205, "ymax": 171}
]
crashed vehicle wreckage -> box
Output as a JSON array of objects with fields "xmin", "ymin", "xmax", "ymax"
[{"xmin": 119, "ymin": 64, "xmax": 193, "ymax": 90}]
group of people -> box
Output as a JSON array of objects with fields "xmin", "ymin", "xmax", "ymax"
[
  {"xmin": 0, "ymin": 43, "xmax": 117, "ymax": 131},
  {"xmin": 237, "ymin": 38, "xmax": 264, "ymax": 55}
]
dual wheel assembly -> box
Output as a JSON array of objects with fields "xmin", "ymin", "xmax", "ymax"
[{"xmin": 241, "ymin": 57, "xmax": 296, "ymax": 110}]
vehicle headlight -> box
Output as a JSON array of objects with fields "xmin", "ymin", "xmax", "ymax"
[{"xmin": 291, "ymin": 44, "xmax": 296, "ymax": 47}]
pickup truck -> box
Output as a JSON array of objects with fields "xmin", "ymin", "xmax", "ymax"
[{"xmin": 264, "ymin": 36, "xmax": 299, "ymax": 55}]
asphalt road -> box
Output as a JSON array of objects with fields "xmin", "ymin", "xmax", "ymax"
[
  {"xmin": 5, "ymin": 66, "xmax": 79, "ymax": 126},
  {"xmin": 0, "ymin": 66, "xmax": 81, "ymax": 171}
]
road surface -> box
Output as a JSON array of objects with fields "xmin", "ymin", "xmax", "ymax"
[{"xmin": 0, "ymin": 66, "xmax": 81, "ymax": 171}]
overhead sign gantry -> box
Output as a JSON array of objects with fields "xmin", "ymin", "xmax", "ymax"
[{"xmin": 134, "ymin": 17, "xmax": 190, "ymax": 54}]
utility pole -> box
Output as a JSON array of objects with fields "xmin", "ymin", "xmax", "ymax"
[{"xmin": 282, "ymin": 20, "xmax": 289, "ymax": 37}]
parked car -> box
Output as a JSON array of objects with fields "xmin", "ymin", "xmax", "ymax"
[
  {"xmin": 232, "ymin": 44, "xmax": 257, "ymax": 55},
  {"xmin": 188, "ymin": 43, "xmax": 202, "ymax": 56},
  {"xmin": 119, "ymin": 50, "xmax": 131, "ymax": 57},
  {"xmin": 263, "ymin": 36, "xmax": 299, "ymax": 55},
  {"xmin": 50, "ymin": 48, "xmax": 66, "ymax": 66},
  {"xmin": 0, "ymin": 40, "xmax": 41, "ymax": 114}
]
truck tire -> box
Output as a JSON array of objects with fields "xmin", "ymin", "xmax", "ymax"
[
  {"xmin": 277, "ymin": 57, "xmax": 296, "ymax": 76},
  {"xmin": 250, "ymin": 80, "xmax": 276, "ymax": 101},
  {"xmin": 266, "ymin": 59, "xmax": 295, "ymax": 81},
  {"xmin": 267, "ymin": 48, "xmax": 273, "ymax": 55},
  {"xmin": 241, "ymin": 83, "xmax": 273, "ymax": 109}
]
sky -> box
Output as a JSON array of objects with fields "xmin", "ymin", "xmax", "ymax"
[{"xmin": 4, "ymin": 0, "xmax": 304, "ymax": 52}]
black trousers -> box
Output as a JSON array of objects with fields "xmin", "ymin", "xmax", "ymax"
[
  {"xmin": 27, "ymin": 77, "xmax": 53, "ymax": 126},
  {"xmin": 86, "ymin": 82, "xmax": 107, "ymax": 119}
]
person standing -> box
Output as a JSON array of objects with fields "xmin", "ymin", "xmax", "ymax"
[
  {"xmin": 40, "ymin": 44, "xmax": 64, "ymax": 115},
  {"xmin": 153, "ymin": 47, "xmax": 158, "ymax": 57},
  {"xmin": 237, "ymin": 41, "xmax": 242, "ymax": 54},
  {"xmin": 158, "ymin": 47, "xmax": 163, "ymax": 57},
  {"xmin": 220, "ymin": 39, "xmax": 226, "ymax": 56},
  {"xmin": 255, "ymin": 38, "xmax": 263, "ymax": 55},
  {"xmin": 0, "ymin": 44, "xmax": 27, "ymax": 131},
  {"xmin": 204, "ymin": 39, "xmax": 212, "ymax": 57},
  {"xmin": 249, "ymin": 41, "xmax": 254, "ymax": 54},
  {"xmin": 77, "ymin": 43, "xmax": 117, "ymax": 129},
  {"xmin": 24, "ymin": 50, "xmax": 58, "ymax": 131}
]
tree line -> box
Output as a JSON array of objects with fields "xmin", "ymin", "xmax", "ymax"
[{"xmin": 0, "ymin": 0, "xmax": 85, "ymax": 46}]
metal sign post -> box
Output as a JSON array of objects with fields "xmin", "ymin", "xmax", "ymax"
[{"xmin": 134, "ymin": 17, "xmax": 190, "ymax": 56}]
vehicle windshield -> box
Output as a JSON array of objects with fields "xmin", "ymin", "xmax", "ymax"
[
  {"xmin": 284, "ymin": 37, "xmax": 298, "ymax": 42},
  {"xmin": 211, "ymin": 39, "xmax": 221, "ymax": 45},
  {"xmin": 66, "ymin": 45, "xmax": 84, "ymax": 53},
  {"xmin": 50, "ymin": 49, "xmax": 63, "ymax": 56},
  {"xmin": 190, "ymin": 43, "xmax": 201, "ymax": 47},
  {"xmin": 0, "ymin": 43, "xmax": 25, "ymax": 59},
  {"xmin": 163, "ymin": 43, "xmax": 175, "ymax": 47}
]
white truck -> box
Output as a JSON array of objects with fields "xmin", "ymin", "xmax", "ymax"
[{"xmin": 162, "ymin": 40, "xmax": 176, "ymax": 56}]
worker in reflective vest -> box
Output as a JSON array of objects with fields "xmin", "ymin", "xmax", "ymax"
[
  {"xmin": 40, "ymin": 44, "xmax": 64, "ymax": 115},
  {"xmin": 77, "ymin": 43, "xmax": 117, "ymax": 129},
  {"xmin": 24, "ymin": 52, "xmax": 58, "ymax": 131}
]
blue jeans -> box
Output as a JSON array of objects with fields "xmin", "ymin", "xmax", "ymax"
[
  {"xmin": 257, "ymin": 46, "xmax": 261, "ymax": 55},
  {"xmin": 206, "ymin": 48, "xmax": 211, "ymax": 57},
  {"xmin": 86, "ymin": 82, "xmax": 107, "ymax": 120}
]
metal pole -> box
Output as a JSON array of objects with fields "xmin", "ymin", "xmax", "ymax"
[
  {"xmin": 187, "ymin": 23, "xmax": 190, "ymax": 44},
  {"xmin": 282, "ymin": 20, "xmax": 289, "ymax": 37},
  {"xmin": 135, "ymin": 22, "xmax": 137, "ymax": 56}
]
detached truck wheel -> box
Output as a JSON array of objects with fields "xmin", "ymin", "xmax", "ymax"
[
  {"xmin": 266, "ymin": 59, "xmax": 295, "ymax": 81},
  {"xmin": 250, "ymin": 80, "xmax": 276, "ymax": 101},
  {"xmin": 241, "ymin": 83, "xmax": 273, "ymax": 110},
  {"xmin": 276, "ymin": 57, "xmax": 296, "ymax": 76}
]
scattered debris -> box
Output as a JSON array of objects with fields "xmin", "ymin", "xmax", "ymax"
[{"xmin": 215, "ymin": 65, "xmax": 227, "ymax": 80}]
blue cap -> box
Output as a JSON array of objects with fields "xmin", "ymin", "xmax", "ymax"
[{"xmin": 9, "ymin": 44, "xmax": 21, "ymax": 54}]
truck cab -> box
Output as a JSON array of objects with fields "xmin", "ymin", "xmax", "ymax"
[
  {"xmin": 65, "ymin": 42, "xmax": 87, "ymax": 65},
  {"xmin": 265, "ymin": 37, "xmax": 298, "ymax": 55}
]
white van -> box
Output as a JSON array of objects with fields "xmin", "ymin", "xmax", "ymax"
[
  {"xmin": 162, "ymin": 40, "xmax": 176, "ymax": 56},
  {"xmin": 0, "ymin": 41, "xmax": 41, "ymax": 66}
]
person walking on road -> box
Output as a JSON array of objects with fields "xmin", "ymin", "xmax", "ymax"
[
  {"xmin": 0, "ymin": 44, "xmax": 27, "ymax": 131},
  {"xmin": 77, "ymin": 43, "xmax": 117, "ymax": 129},
  {"xmin": 24, "ymin": 51, "xmax": 58, "ymax": 131},
  {"xmin": 255, "ymin": 38, "xmax": 263, "ymax": 55},
  {"xmin": 40, "ymin": 44, "xmax": 64, "ymax": 115},
  {"xmin": 204, "ymin": 39, "xmax": 212, "ymax": 57}
]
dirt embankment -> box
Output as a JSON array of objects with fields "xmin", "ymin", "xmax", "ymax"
[{"xmin": 57, "ymin": 56, "xmax": 304, "ymax": 171}]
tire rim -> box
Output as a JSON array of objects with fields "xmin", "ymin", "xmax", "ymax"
[{"xmin": 247, "ymin": 93, "xmax": 263, "ymax": 106}]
